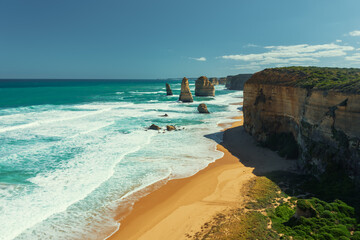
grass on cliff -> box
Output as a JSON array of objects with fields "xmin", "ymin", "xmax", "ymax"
[{"xmin": 260, "ymin": 66, "xmax": 360, "ymax": 93}]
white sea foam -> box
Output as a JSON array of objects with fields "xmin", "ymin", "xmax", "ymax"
[{"xmin": 0, "ymin": 88, "xmax": 243, "ymax": 240}]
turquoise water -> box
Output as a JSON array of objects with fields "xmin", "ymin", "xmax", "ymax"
[{"xmin": 0, "ymin": 79, "xmax": 242, "ymax": 240}]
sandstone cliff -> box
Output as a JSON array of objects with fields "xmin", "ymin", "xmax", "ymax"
[
  {"xmin": 179, "ymin": 77, "xmax": 193, "ymax": 102},
  {"xmin": 243, "ymin": 67, "xmax": 360, "ymax": 178},
  {"xmin": 195, "ymin": 76, "xmax": 215, "ymax": 96},
  {"xmin": 226, "ymin": 74, "xmax": 253, "ymax": 90}
]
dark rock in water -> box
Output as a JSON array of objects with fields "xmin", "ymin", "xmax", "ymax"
[
  {"xmin": 166, "ymin": 125, "xmax": 176, "ymax": 131},
  {"xmin": 160, "ymin": 114, "xmax": 169, "ymax": 117},
  {"xmin": 195, "ymin": 76, "xmax": 215, "ymax": 96},
  {"xmin": 179, "ymin": 77, "xmax": 193, "ymax": 102},
  {"xmin": 197, "ymin": 103, "xmax": 210, "ymax": 113},
  {"xmin": 149, "ymin": 124, "xmax": 161, "ymax": 130},
  {"xmin": 166, "ymin": 83, "xmax": 173, "ymax": 95}
]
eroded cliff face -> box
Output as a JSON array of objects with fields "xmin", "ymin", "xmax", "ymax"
[
  {"xmin": 226, "ymin": 74, "xmax": 253, "ymax": 90},
  {"xmin": 244, "ymin": 70, "xmax": 360, "ymax": 178}
]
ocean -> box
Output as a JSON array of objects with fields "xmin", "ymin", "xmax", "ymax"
[{"xmin": 0, "ymin": 79, "xmax": 242, "ymax": 240}]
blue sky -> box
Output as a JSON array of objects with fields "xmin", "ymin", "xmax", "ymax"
[{"xmin": 1, "ymin": 0, "xmax": 360, "ymax": 79}]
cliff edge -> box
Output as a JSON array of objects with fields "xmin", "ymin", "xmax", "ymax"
[
  {"xmin": 243, "ymin": 67, "xmax": 360, "ymax": 178},
  {"xmin": 226, "ymin": 74, "xmax": 253, "ymax": 90}
]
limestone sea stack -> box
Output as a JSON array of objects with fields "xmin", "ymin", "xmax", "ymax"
[
  {"xmin": 197, "ymin": 103, "xmax": 210, "ymax": 113},
  {"xmin": 166, "ymin": 83, "xmax": 173, "ymax": 95},
  {"xmin": 195, "ymin": 76, "xmax": 215, "ymax": 96},
  {"xmin": 218, "ymin": 77, "xmax": 227, "ymax": 85},
  {"xmin": 179, "ymin": 77, "xmax": 193, "ymax": 102},
  {"xmin": 210, "ymin": 78, "xmax": 219, "ymax": 86}
]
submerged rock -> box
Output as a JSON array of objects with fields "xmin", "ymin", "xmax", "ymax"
[
  {"xmin": 179, "ymin": 77, "xmax": 193, "ymax": 102},
  {"xmin": 148, "ymin": 124, "xmax": 161, "ymax": 130},
  {"xmin": 166, "ymin": 125, "xmax": 176, "ymax": 131},
  {"xmin": 166, "ymin": 83, "xmax": 173, "ymax": 95},
  {"xmin": 195, "ymin": 76, "xmax": 215, "ymax": 97},
  {"xmin": 197, "ymin": 103, "xmax": 210, "ymax": 113}
]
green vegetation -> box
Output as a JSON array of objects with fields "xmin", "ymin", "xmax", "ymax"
[
  {"xmin": 191, "ymin": 177, "xmax": 281, "ymax": 240},
  {"xmin": 192, "ymin": 172, "xmax": 360, "ymax": 240},
  {"xmin": 270, "ymin": 67, "xmax": 360, "ymax": 93},
  {"xmin": 268, "ymin": 198, "xmax": 359, "ymax": 240},
  {"xmin": 245, "ymin": 176, "xmax": 283, "ymax": 209}
]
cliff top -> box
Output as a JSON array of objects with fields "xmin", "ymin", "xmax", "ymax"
[{"xmin": 247, "ymin": 66, "xmax": 360, "ymax": 93}]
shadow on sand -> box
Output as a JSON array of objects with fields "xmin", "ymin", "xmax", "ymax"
[{"xmin": 205, "ymin": 125, "xmax": 360, "ymax": 216}]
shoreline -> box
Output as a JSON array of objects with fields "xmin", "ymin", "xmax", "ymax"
[{"xmin": 105, "ymin": 112, "xmax": 256, "ymax": 240}]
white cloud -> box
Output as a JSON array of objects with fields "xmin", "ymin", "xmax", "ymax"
[
  {"xmin": 345, "ymin": 53, "xmax": 360, "ymax": 62},
  {"xmin": 349, "ymin": 30, "xmax": 360, "ymax": 36},
  {"xmin": 190, "ymin": 57, "xmax": 206, "ymax": 61},
  {"xmin": 336, "ymin": 39, "xmax": 342, "ymax": 43},
  {"xmin": 221, "ymin": 43, "xmax": 355, "ymax": 66}
]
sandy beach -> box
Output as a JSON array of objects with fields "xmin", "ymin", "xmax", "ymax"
[{"xmin": 106, "ymin": 110, "xmax": 296, "ymax": 240}]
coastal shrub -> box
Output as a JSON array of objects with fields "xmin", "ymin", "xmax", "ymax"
[
  {"xmin": 352, "ymin": 231, "xmax": 360, "ymax": 240},
  {"xmin": 269, "ymin": 198, "xmax": 358, "ymax": 239},
  {"xmin": 275, "ymin": 203, "xmax": 295, "ymax": 221}
]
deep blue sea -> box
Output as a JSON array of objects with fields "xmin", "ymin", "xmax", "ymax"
[{"xmin": 0, "ymin": 79, "xmax": 242, "ymax": 240}]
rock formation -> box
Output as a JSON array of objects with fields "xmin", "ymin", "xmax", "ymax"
[
  {"xmin": 218, "ymin": 77, "xmax": 227, "ymax": 85},
  {"xmin": 195, "ymin": 76, "xmax": 215, "ymax": 96},
  {"xmin": 149, "ymin": 124, "xmax": 161, "ymax": 130},
  {"xmin": 179, "ymin": 77, "xmax": 193, "ymax": 102},
  {"xmin": 166, "ymin": 83, "xmax": 173, "ymax": 95},
  {"xmin": 210, "ymin": 78, "xmax": 219, "ymax": 86},
  {"xmin": 225, "ymin": 74, "xmax": 252, "ymax": 90},
  {"xmin": 166, "ymin": 125, "xmax": 176, "ymax": 131},
  {"xmin": 197, "ymin": 103, "xmax": 210, "ymax": 113},
  {"xmin": 243, "ymin": 67, "xmax": 360, "ymax": 179}
]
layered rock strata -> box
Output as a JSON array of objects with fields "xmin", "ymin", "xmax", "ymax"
[
  {"xmin": 195, "ymin": 76, "xmax": 215, "ymax": 96},
  {"xmin": 179, "ymin": 77, "xmax": 193, "ymax": 102},
  {"xmin": 243, "ymin": 67, "xmax": 360, "ymax": 178}
]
